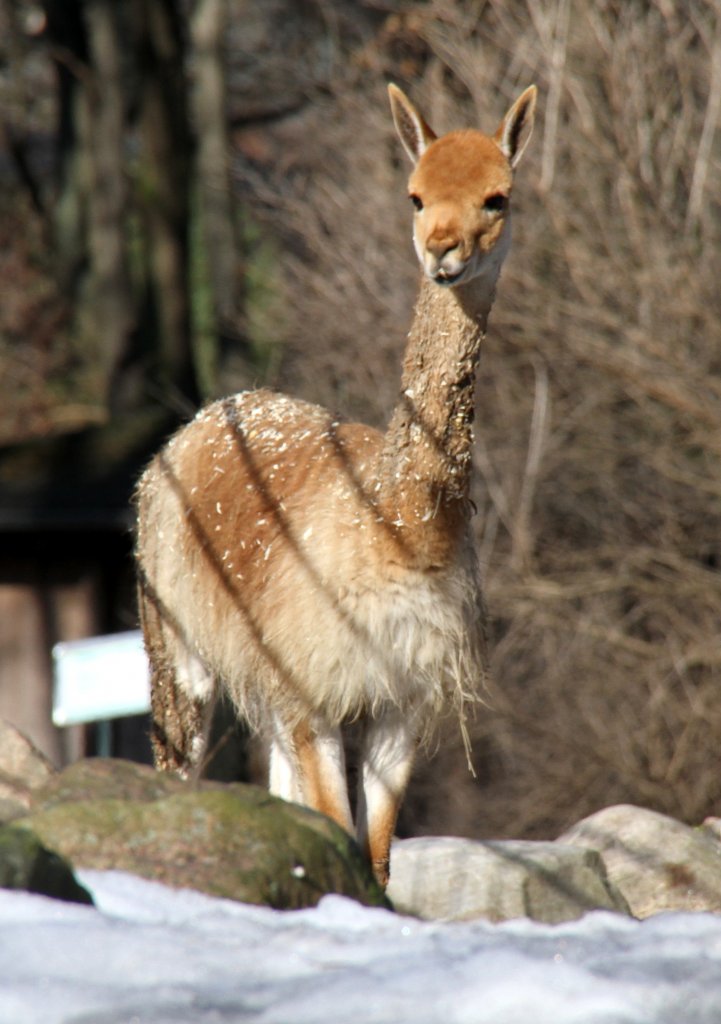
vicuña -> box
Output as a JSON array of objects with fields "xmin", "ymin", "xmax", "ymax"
[{"xmin": 135, "ymin": 81, "xmax": 536, "ymax": 886}]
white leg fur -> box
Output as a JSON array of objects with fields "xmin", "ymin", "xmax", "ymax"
[
  {"xmin": 176, "ymin": 646, "xmax": 216, "ymax": 703},
  {"xmin": 269, "ymin": 717, "xmax": 353, "ymax": 834},
  {"xmin": 304, "ymin": 724, "xmax": 354, "ymax": 834},
  {"xmin": 269, "ymin": 718, "xmax": 303, "ymax": 803},
  {"xmin": 357, "ymin": 708, "xmax": 419, "ymax": 884}
]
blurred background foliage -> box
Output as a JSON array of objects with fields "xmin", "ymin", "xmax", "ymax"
[{"xmin": 1, "ymin": 0, "xmax": 721, "ymax": 838}]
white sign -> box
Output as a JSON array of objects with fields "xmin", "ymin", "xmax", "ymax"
[{"xmin": 52, "ymin": 630, "xmax": 150, "ymax": 726}]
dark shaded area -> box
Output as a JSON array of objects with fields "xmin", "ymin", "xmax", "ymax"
[{"xmin": 0, "ymin": 824, "xmax": 93, "ymax": 904}]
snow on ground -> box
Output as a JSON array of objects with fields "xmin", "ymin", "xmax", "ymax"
[{"xmin": 0, "ymin": 871, "xmax": 720, "ymax": 1023}]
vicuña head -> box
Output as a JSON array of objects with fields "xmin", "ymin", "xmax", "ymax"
[
  {"xmin": 134, "ymin": 81, "xmax": 536, "ymax": 890},
  {"xmin": 389, "ymin": 83, "xmax": 536, "ymax": 288}
]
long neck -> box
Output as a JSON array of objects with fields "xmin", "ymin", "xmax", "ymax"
[{"xmin": 377, "ymin": 268, "xmax": 499, "ymax": 548}]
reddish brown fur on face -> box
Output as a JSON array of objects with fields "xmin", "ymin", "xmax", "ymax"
[
  {"xmin": 409, "ymin": 131, "xmax": 513, "ymax": 263},
  {"xmin": 414, "ymin": 131, "xmax": 511, "ymax": 192}
]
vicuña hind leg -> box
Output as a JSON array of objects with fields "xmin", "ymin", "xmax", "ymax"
[
  {"xmin": 356, "ymin": 708, "xmax": 419, "ymax": 887},
  {"xmin": 269, "ymin": 715, "xmax": 354, "ymax": 835},
  {"xmin": 139, "ymin": 584, "xmax": 216, "ymax": 779}
]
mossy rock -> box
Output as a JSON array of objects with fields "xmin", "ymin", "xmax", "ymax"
[
  {"xmin": 0, "ymin": 826, "xmax": 92, "ymax": 905},
  {"xmin": 22, "ymin": 759, "xmax": 387, "ymax": 911},
  {"xmin": 31, "ymin": 757, "xmax": 187, "ymax": 809}
]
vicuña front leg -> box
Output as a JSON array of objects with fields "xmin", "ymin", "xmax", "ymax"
[
  {"xmin": 357, "ymin": 709, "xmax": 419, "ymax": 887},
  {"xmin": 269, "ymin": 716, "xmax": 354, "ymax": 835}
]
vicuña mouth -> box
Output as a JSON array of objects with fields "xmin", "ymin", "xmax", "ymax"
[{"xmin": 432, "ymin": 267, "xmax": 465, "ymax": 286}]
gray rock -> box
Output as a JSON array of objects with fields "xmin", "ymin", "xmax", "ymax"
[
  {"xmin": 388, "ymin": 835, "xmax": 631, "ymax": 923},
  {"xmin": 20, "ymin": 758, "xmax": 388, "ymax": 912},
  {"xmin": 0, "ymin": 825, "xmax": 92, "ymax": 904},
  {"xmin": 0, "ymin": 719, "xmax": 56, "ymax": 814},
  {"xmin": 701, "ymin": 816, "xmax": 721, "ymax": 843},
  {"xmin": 560, "ymin": 804, "xmax": 721, "ymax": 918}
]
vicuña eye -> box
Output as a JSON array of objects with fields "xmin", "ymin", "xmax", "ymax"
[
  {"xmin": 410, "ymin": 194, "xmax": 424, "ymax": 212},
  {"xmin": 483, "ymin": 193, "xmax": 507, "ymax": 213}
]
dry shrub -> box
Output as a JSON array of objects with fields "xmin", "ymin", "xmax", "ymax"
[
  {"xmin": 231, "ymin": 0, "xmax": 721, "ymax": 838},
  {"xmin": 232, "ymin": 89, "xmax": 416, "ymax": 426}
]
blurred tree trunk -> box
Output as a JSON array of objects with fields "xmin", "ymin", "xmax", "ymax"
[
  {"xmin": 132, "ymin": 0, "xmax": 200, "ymax": 408},
  {"xmin": 44, "ymin": 0, "xmax": 133, "ymax": 415},
  {"xmin": 82, "ymin": 1, "xmax": 133, "ymax": 399},
  {"xmin": 190, "ymin": 0, "xmax": 247, "ymax": 393},
  {"xmin": 43, "ymin": 0, "xmax": 200, "ymax": 414}
]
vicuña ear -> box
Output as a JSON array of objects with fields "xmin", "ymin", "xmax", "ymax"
[
  {"xmin": 495, "ymin": 85, "xmax": 537, "ymax": 169},
  {"xmin": 388, "ymin": 83, "xmax": 437, "ymax": 165}
]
